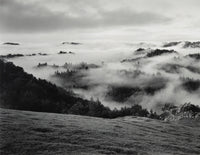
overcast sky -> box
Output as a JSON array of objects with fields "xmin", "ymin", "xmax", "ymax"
[{"xmin": 0, "ymin": 0, "xmax": 200, "ymax": 43}]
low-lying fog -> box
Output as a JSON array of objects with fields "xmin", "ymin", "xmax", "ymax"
[{"xmin": 1, "ymin": 41, "xmax": 200, "ymax": 112}]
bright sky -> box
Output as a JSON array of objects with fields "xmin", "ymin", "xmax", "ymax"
[{"xmin": 0, "ymin": 0, "xmax": 200, "ymax": 43}]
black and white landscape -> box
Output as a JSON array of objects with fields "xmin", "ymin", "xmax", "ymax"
[{"xmin": 0, "ymin": 0, "xmax": 200, "ymax": 155}]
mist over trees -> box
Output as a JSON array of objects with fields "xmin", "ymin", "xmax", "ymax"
[
  {"xmin": 146, "ymin": 49, "xmax": 176, "ymax": 57},
  {"xmin": 0, "ymin": 59, "xmax": 156, "ymax": 119}
]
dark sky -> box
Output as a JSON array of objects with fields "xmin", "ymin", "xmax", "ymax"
[{"xmin": 0, "ymin": 0, "xmax": 200, "ymax": 42}]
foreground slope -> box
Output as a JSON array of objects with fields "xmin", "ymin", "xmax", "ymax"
[{"xmin": 0, "ymin": 108, "xmax": 200, "ymax": 155}]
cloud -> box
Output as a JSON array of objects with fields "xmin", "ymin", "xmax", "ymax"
[
  {"xmin": 101, "ymin": 9, "xmax": 171, "ymax": 26},
  {"xmin": 0, "ymin": 0, "xmax": 171, "ymax": 33}
]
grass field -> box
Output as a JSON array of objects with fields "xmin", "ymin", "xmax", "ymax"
[{"xmin": 0, "ymin": 108, "xmax": 200, "ymax": 155}]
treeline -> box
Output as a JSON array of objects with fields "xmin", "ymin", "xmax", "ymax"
[
  {"xmin": 106, "ymin": 85, "xmax": 165, "ymax": 102},
  {"xmin": 0, "ymin": 53, "xmax": 47, "ymax": 59},
  {"xmin": 183, "ymin": 41, "xmax": 200, "ymax": 48},
  {"xmin": 181, "ymin": 78, "xmax": 200, "ymax": 92},
  {"xmin": 188, "ymin": 53, "xmax": 200, "ymax": 60},
  {"xmin": 146, "ymin": 49, "xmax": 176, "ymax": 57},
  {"xmin": 68, "ymin": 99, "xmax": 151, "ymax": 118},
  {"xmin": 162, "ymin": 41, "xmax": 181, "ymax": 47},
  {"xmin": 0, "ymin": 54, "xmax": 24, "ymax": 59},
  {"xmin": 0, "ymin": 59, "xmax": 158, "ymax": 119}
]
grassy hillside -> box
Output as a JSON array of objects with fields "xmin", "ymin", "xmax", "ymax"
[{"xmin": 0, "ymin": 108, "xmax": 200, "ymax": 155}]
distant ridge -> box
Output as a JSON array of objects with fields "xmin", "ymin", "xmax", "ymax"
[{"xmin": 3, "ymin": 42, "xmax": 20, "ymax": 45}]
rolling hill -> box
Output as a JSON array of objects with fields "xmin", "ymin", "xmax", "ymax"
[{"xmin": 1, "ymin": 108, "xmax": 200, "ymax": 155}]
